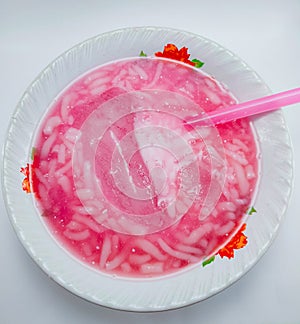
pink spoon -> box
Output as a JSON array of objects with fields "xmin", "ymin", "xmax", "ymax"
[{"xmin": 185, "ymin": 87, "xmax": 300, "ymax": 126}]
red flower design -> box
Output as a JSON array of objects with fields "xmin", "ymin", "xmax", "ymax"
[
  {"xmin": 20, "ymin": 163, "xmax": 32, "ymax": 193},
  {"xmin": 217, "ymin": 224, "xmax": 248, "ymax": 259},
  {"xmin": 155, "ymin": 44, "xmax": 196, "ymax": 66}
]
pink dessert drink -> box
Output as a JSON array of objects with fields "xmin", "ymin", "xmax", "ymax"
[{"xmin": 31, "ymin": 57, "xmax": 258, "ymax": 277}]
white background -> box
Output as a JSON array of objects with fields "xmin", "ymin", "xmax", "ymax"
[{"xmin": 1, "ymin": 1, "xmax": 300, "ymax": 323}]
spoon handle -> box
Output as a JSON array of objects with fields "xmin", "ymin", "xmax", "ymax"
[{"xmin": 186, "ymin": 87, "xmax": 300, "ymax": 126}]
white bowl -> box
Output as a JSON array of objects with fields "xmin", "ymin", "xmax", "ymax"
[{"xmin": 2, "ymin": 27, "xmax": 293, "ymax": 311}]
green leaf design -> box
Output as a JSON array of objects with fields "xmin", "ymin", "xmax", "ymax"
[
  {"xmin": 31, "ymin": 147, "xmax": 36, "ymax": 160},
  {"xmin": 248, "ymin": 206, "xmax": 257, "ymax": 215},
  {"xmin": 139, "ymin": 50, "xmax": 147, "ymax": 57},
  {"xmin": 191, "ymin": 58, "xmax": 204, "ymax": 68},
  {"xmin": 202, "ymin": 255, "xmax": 215, "ymax": 267}
]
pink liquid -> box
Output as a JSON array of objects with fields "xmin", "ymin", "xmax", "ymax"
[{"xmin": 32, "ymin": 58, "xmax": 258, "ymax": 277}]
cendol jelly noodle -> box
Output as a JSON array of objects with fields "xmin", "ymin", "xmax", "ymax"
[{"xmin": 26, "ymin": 49, "xmax": 258, "ymax": 277}]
